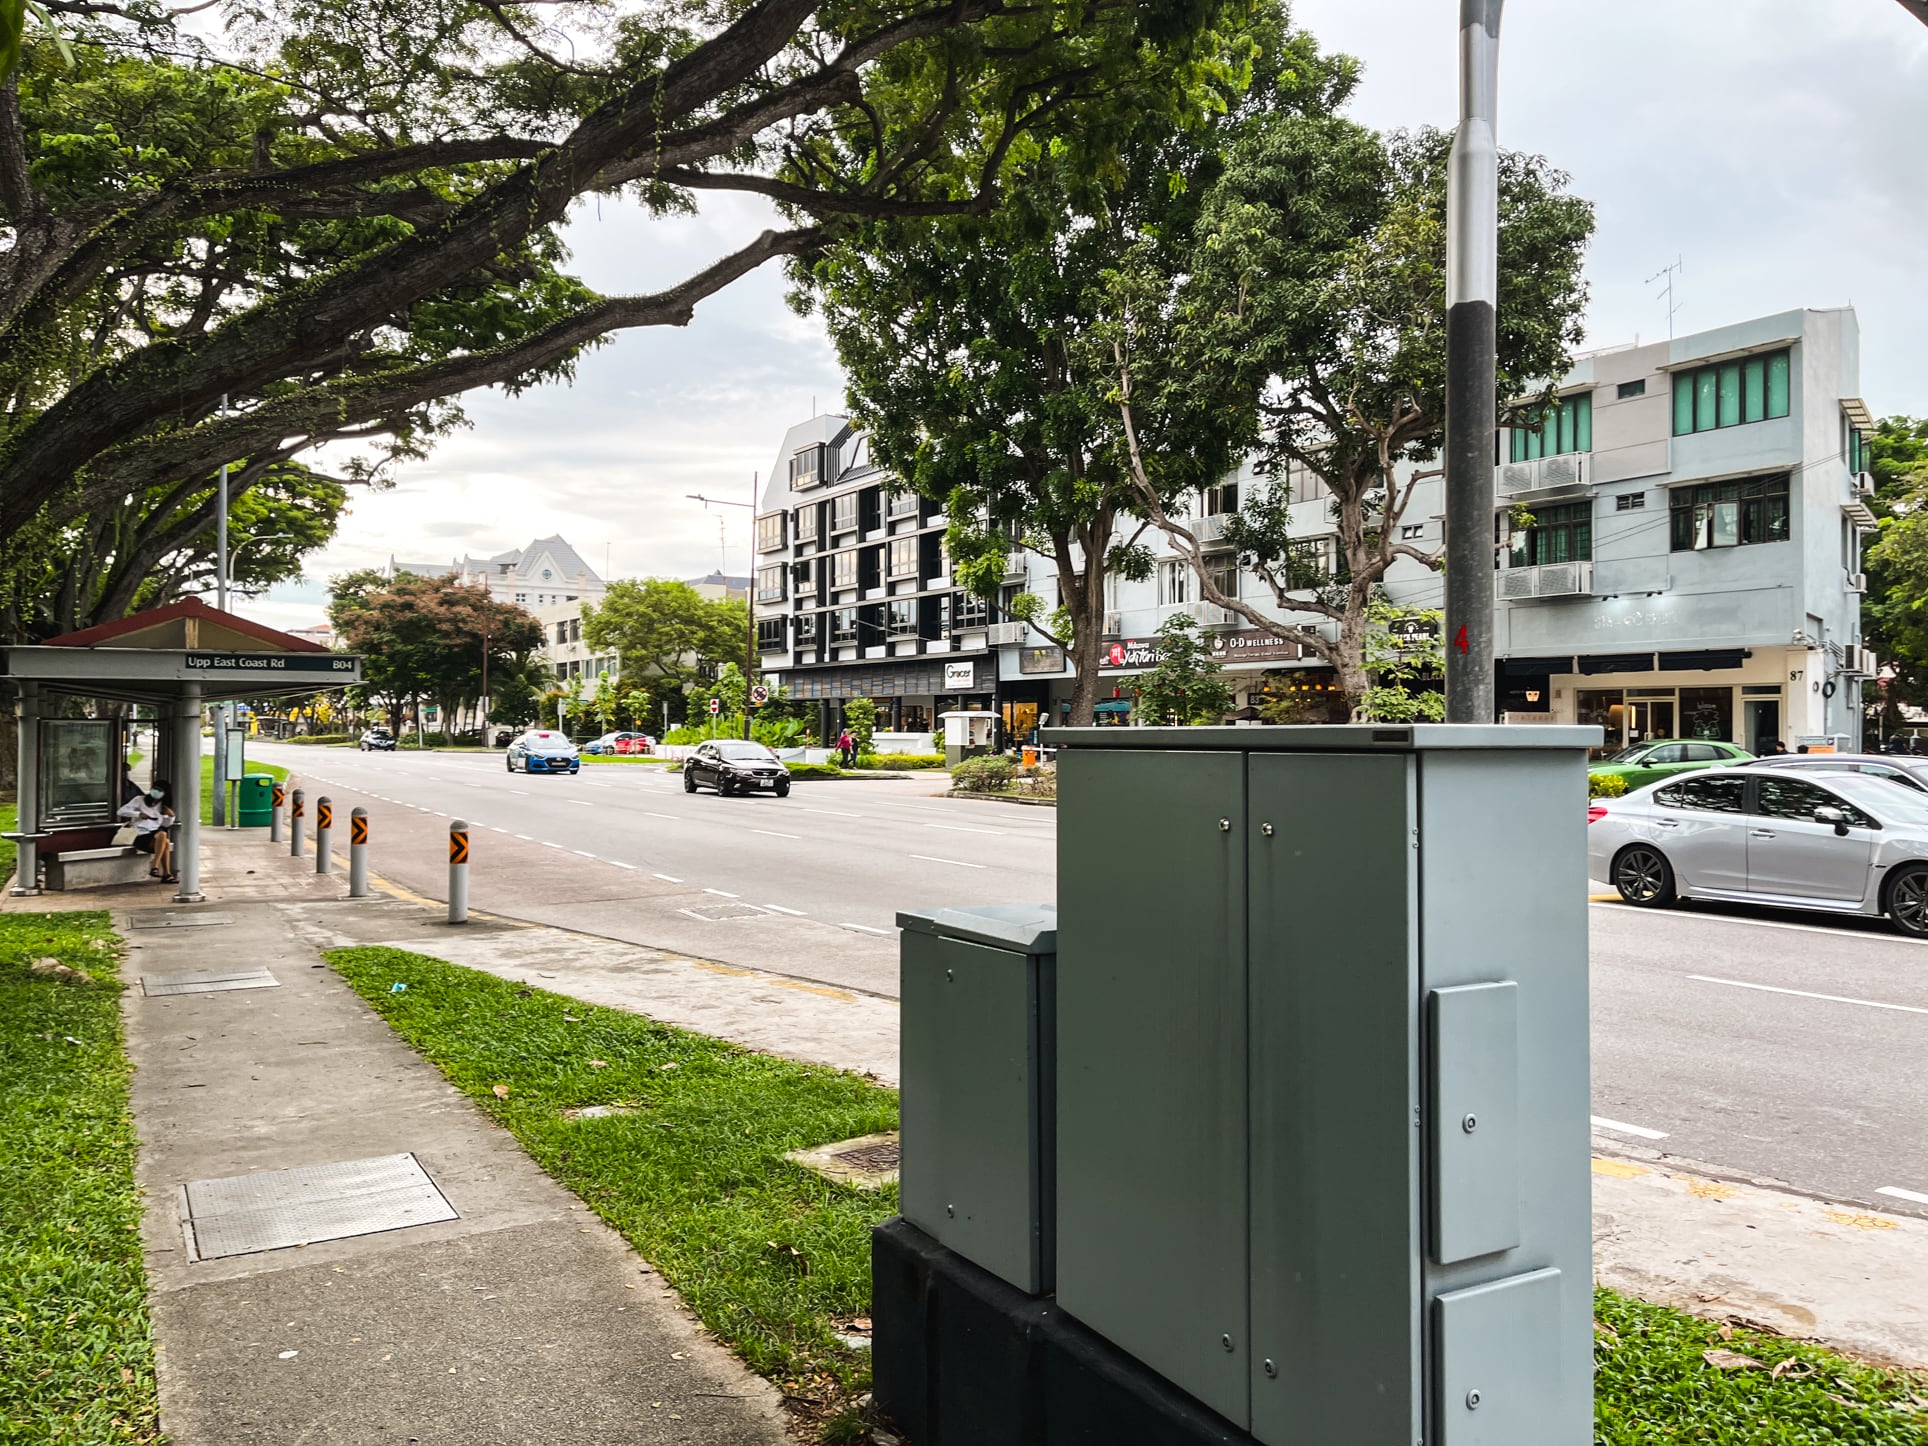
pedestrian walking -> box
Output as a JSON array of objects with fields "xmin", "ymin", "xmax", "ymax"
[{"xmin": 838, "ymin": 727, "xmax": 855, "ymax": 767}]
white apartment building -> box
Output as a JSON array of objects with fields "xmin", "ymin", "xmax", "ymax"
[{"xmin": 388, "ymin": 535, "xmax": 607, "ymax": 610}]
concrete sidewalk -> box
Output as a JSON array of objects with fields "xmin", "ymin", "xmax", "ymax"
[{"xmin": 108, "ymin": 880, "xmax": 793, "ymax": 1441}]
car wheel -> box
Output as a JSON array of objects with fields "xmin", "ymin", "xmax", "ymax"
[
  {"xmin": 719, "ymin": 777, "xmax": 736, "ymax": 798},
  {"xmin": 1884, "ymin": 863, "xmax": 1928, "ymax": 938},
  {"xmin": 684, "ymin": 771, "xmax": 697, "ymax": 793},
  {"xmin": 506, "ymin": 756, "xmax": 515, "ymax": 772},
  {"xmin": 1612, "ymin": 844, "xmax": 1676, "ymax": 908},
  {"xmin": 774, "ymin": 781, "xmax": 791, "ymax": 798}
]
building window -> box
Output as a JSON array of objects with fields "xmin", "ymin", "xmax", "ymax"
[
  {"xmin": 789, "ymin": 445, "xmax": 824, "ymax": 487},
  {"xmin": 887, "ymin": 489, "xmax": 920, "ymax": 519},
  {"xmin": 756, "ymin": 512, "xmax": 786, "ymax": 553},
  {"xmin": 1506, "ymin": 501, "xmax": 1592, "ymax": 567},
  {"xmin": 831, "ymin": 550, "xmax": 858, "ymax": 590},
  {"xmin": 1157, "ymin": 559, "xmax": 1191, "ymax": 606},
  {"xmin": 794, "ymin": 503, "xmax": 820, "ymax": 543},
  {"xmin": 1615, "ymin": 493, "xmax": 1647, "ymax": 511},
  {"xmin": 515, "ymin": 592, "xmax": 527, "ymax": 603},
  {"xmin": 1848, "ymin": 423, "xmax": 1868, "ymax": 475},
  {"xmin": 1672, "ymin": 349, "xmax": 1791, "ymax": 435},
  {"xmin": 555, "ymin": 622, "xmax": 568, "ymax": 645},
  {"xmin": 793, "ymin": 612, "xmax": 820, "ymax": 648},
  {"xmin": 1508, "ymin": 392, "xmax": 1592, "ymax": 461},
  {"xmin": 1205, "ymin": 555, "xmax": 1240, "ymax": 601},
  {"xmin": 1400, "ymin": 523, "xmax": 1425, "ymax": 540},
  {"xmin": 887, "ymin": 600, "xmax": 919, "ymax": 638},
  {"xmin": 1669, "ymin": 474, "xmax": 1790, "ymax": 551},
  {"xmin": 570, "ymin": 619, "xmax": 581, "ymax": 643},
  {"xmin": 1287, "ymin": 463, "xmax": 1329, "ymax": 505},
  {"xmin": 755, "ymin": 565, "xmax": 787, "ymax": 604},
  {"xmin": 1201, "ymin": 478, "xmax": 1238, "ymax": 516},
  {"xmin": 1617, "ymin": 379, "xmax": 1647, "ymax": 399},
  {"xmin": 830, "ymin": 492, "xmax": 859, "ymax": 535},
  {"xmin": 953, "ymin": 591, "xmax": 989, "ymax": 629},
  {"xmin": 888, "ymin": 536, "xmax": 919, "ymax": 579},
  {"xmin": 794, "ymin": 560, "xmax": 817, "ymax": 597},
  {"xmin": 831, "ymin": 608, "xmax": 859, "ymax": 644},
  {"xmin": 757, "ymin": 617, "xmax": 786, "ymax": 652},
  {"xmin": 1286, "ymin": 535, "xmax": 1339, "ymax": 588}
]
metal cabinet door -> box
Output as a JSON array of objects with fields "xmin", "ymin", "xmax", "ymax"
[
  {"xmin": 1055, "ymin": 747, "xmax": 1249, "ymax": 1426},
  {"xmin": 1246, "ymin": 751, "xmax": 1420, "ymax": 1446}
]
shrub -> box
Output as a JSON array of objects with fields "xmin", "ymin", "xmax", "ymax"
[
  {"xmin": 282, "ymin": 733, "xmax": 353, "ymax": 745},
  {"xmin": 950, "ymin": 755, "xmax": 1017, "ymax": 793},
  {"xmin": 783, "ymin": 762, "xmax": 844, "ymax": 780},
  {"xmin": 843, "ymin": 696, "xmax": 877, "ymax": 755},
  {"xmin": 1589, "ymin": 772, "xmax": 1629, "ymax": 798},
  {"xmin": 853, "ymin": 753, "xmax": 946, "ymax": 770},
  {"xmin": 1017, "ymin": 762, "xmax": 1057, "ymax": 798}
]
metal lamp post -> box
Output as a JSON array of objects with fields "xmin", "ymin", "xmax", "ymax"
[
  {"xmin": 688, "ymin": 476, "xmax": 759, "ymax": 740},
  {"xmin": 1443, "ymin": 0, "xmax": 1503, "ymax": 725}
]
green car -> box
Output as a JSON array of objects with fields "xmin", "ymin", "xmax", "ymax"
[{"xmin": 1588, "ymin": 738, "xmax": 1754, "ymax": 791}]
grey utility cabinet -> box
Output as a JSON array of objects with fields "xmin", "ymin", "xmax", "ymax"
[
  {"xmin": 1045, "ymin": 724, "xmax": 1596, "ymax": 1446},
  {"xmin": 897, "ymin": 904, "xmax": 1057, "ymax": 1294}
]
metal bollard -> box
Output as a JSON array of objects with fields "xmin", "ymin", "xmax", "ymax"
[
  {"xmin": 349, "ymin": 808, "xmax": 370, "ymax": 898},
  {"xmin": 270, "ymin": 782, "xmax": 285, "ymax": 843},
  {"xmin": 290, "ymin": 788, "xmax": 305, "ymax": 857},
  {"xmin": 447, "ymin": 819, "xmax": 469, "ymax": 924},
  {"xmin": 314, "ymin": 796, "xmax": 333, "ymax": 874}
]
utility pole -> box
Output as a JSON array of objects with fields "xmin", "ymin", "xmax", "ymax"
[
  {"xmin": 212, "ymin": 395, "xmax": 231, "ymax": 824},
  {"xmin": 1442, "ymin": 0, "xmax": 1503, "ymax": 725},
  {"xmin": 479, "ymin": 623, "xmax": 491, "ymax": 745},
  {"xmin": 688, "ymin": 482, "xmax": 758, "ymax": 741}
]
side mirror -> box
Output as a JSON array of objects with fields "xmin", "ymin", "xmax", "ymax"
[{"xmin": 1813, "ymin": 805, "xmax": 1850, "ymax": 836}]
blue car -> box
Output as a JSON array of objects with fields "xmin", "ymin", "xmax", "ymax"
[{"xmin": 506, "ymin": 730, "xmax": 580, "ymax": 775}]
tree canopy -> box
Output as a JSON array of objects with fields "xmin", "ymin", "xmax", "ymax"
[
  {"xmin": 0, "ymin": 0, "xmax": 1233, "ymax": 579},
  {"xmin": 1860, "ymin": 416, "xmax": 1928, "ymax": 725},
  {"xmin": 582, "ymin": 577, "xmax": 747, "ymax": 692}
]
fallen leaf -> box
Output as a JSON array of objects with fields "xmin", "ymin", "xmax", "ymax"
[
  {"xmin": 1717, "ymin": 1324, "xmax": 1734, "ymax": 1340},
  {"xmin": 278, "ymin": 1351, "xmax": 298, "ymax": 1360},
  {"xmin": 563, "ymin": 1014, "xmax": 581, "ymax": 1023},
  {"xmin": 1771, "ymin": 1358, "xmax": 1814, "ymax": 1380},
  {"xmin": 588, "ymin": 1060, "xmax": 607, "ymax": 1069},
  {"xmin": 514, "ymin": 988, "xmax": 532, "ymax": 998},
  {"xmin": 492, "ymin": 1084, "xmax": 510, "ymax": 1100},
  {"xmin": 656, "ymin": 1062, "xmax": 679, "ymax": 1072},
  {"xmin": 670, "ymin": 1352, "xmax": 686, "ymax": 1361},
  {"xmin": 1703, "ymin": 1348, "xmax": 1766, "ymax": 1372}
]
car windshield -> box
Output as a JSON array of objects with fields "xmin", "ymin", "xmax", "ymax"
[
  {"xmin": 525, "ymin": 734, "xmax": 576, "ymax": 753},
  {"xmin": 367, "ymin": 728, "xmax": 390, "ymax": 737},
  {"xmin": 717, "ymin": 741, "xmax": 777, "ymax": 761},
  {"xmin": 1602, "ymin": 746, "xmax": 1652, "ymax": 764}
]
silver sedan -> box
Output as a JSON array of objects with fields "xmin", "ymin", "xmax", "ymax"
[{"xmin": 1588, "ymin": 768, "xmax": 1928, "ymax": 936}]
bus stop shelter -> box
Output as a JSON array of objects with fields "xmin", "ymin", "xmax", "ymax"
[{"xmin": 3, "ymin": 598, "xmax": 361, "ymax": 902}]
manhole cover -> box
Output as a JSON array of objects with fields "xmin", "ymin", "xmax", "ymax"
[
  {"xmin": 142, "ymin": 967, "xmax": 279, "ymax": 997},
  {"xmin": 128, "ymin": 911, "xmax": 235, "ymax": 930},
  {"xmin": 678, "ymin": 902, "xmax": 770, "ymax": 923},
  {"xmin": 180, "ymin": 1153, "xmax": 457, "ymax": 1262},
  {"xmin": 786, "ymin": 1132, "xmax": 901, "ymax": 1190}
]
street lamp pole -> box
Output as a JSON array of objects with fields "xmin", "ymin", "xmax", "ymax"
[
  {"xmin": 1443, "ymin": 0, "xmax": 1503, "ymax": 725},
  {"xmin": 689, "ymin": 482, "xmax": 759, "ymax": 741}
]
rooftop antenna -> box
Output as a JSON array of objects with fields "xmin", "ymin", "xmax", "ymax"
[{"xmin": 1646, "ymin": 256, "xmax": 1684, "ymax": 339}]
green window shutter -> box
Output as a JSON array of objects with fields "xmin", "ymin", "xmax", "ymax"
[
  {"xmin": 1557, "ymin": 400, "xmax": 1574, "ymax": 454},
  {"xmin": 1673, "ymin": 373, "xmax": 1694, "ymax": 435},
  {"xmin": 1509, "ymin": 429, "xmax": 1524, "ymax": 464},
  {"xmin": 1696, "ymin": 371, "xmax": 1718, "ymax": 432},
  {"xmin": 1742, "ymin": 358, "xmax": 1765, "ymax": 423},
  {"xmin": 1717, "ymin": 363, "xmax": 1741, "ymax": 428},
  {"xmin": 1541, "ymin": 410, "xmax": 1558, "ymax": 457},
  {"xmin": 1766, "ymin": 352, "xmax": 1790, "ymax": 418},
  {"xmin": 1575, "ymin": 394, "xmax": 1593, "ymax": 452}
]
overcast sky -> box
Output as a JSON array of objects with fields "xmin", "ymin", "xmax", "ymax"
[{"xmin": 238, "ymin": 0, "xmax": 1928, "ymax": 634}]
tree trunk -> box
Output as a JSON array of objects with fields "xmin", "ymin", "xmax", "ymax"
[{"xmin": 1066, "ymin": 626, "xmax": 1103, "ymax": 727}]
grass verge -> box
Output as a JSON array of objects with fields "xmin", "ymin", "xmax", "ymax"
[
  {"xmin": 326, "ymin": 946, "xmax": 896, "ymax": 1439},
  {"xmin": 1, "ymin": 799, "xmax": 16, "ymax": 886},
  {"xmin": 0, "ymin": 911, "xmax": 160, "ymax": 1444},
  {"xmin": 324, "ymin": 947, "xmax": 1928, "ymax": 1444},
  {"xmin": 192, "ymin": 755, "xmax": 288, "ymax": 825}
]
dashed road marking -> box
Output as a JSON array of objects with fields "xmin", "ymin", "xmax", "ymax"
[
  {"xmin": 572, "ymin": 849, "xmax": 598, "ymax": 858},
  {"xmin": 703, "ymin": 888, "xmax": 739, "ymax": 898},
  {"xmin": 644, "ymin": 813, "xmax": 679, "ymax": 822},
  {"xmin": 839, "ymin": 922, "xmax": 890, "ymax": 936},
  {"xmin": 1687, "ymin": 975, "xmax": 1928, "ymax": 1016},
  {"xmin": 752, "ymin": 829, "xmax": 800, "ymax": 840},
  {"xmin": 799, "ymin": 807, "xmax": 863, "ymax": 818},
  {"xmin": 653, "ymin": 873, "xmax": 682, "ymax": 883},
  {"xmin": 761, "ymin": 903, "xmax": 807, "ymax": 916},
  {"xmin": 925, "ymin": 823, "xmax": 1004, "ymax": 835},
  {"xmin": 567, "ymin": 799, "xmax": 594, "ymax": 807},
  {"xmin": 1591, "ymin": 1115, "xmax": 1669, "ymax": 1141},
  {"xmin": 1877, "ymin": 1186, "xmax": 1928, "ymax": 1206},
  {"xmin": 911, "ymin": 854, "xmax": 984, "ymax": 869},
  {"xmin": 609, "ymin": 861, "xmax": 637, "ymax": 870}
]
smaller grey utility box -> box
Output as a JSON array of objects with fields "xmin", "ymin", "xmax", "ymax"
[{"xmin": 897, "ymin": 904, "xmax": 1056, "ymax": 1294}]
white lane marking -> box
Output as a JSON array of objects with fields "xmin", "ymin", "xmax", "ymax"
[
  {"xmin": 752, "ymin": 829, "xmax": 800, "ymax": 839},
  {"xmin": 488, "ymin": 826, "xmax": 510, "ymax": 833},
  {"xmin": 761, "ymin": 903, "xmax": 807, "ymax": 916},
  {"xmin": 703, "ymin": 888, "xmax": 740, "ymax": 898},
  {"xmin": 799, "ymin": 807, "xmax": 863, "ymax": 818},
  {"xmin": 515, "ymin": 834, "xmax": 534, "ymax": 841},
  {"xmin": 925, "ymin": 823, "xmax": 1004, "ymax": 835},
  {"xmin": 1591, "ymin": 1116, "xmax": 1669, "ymax": 1141},
  {"xmin": 1877, "ymin": 1186, "xmax": 1928, "ymax": 1206},
  {"xmin": 653, "ymin": 873, "xmax": 683, "ymax": 883},
  {"xmin": 567, "ymin": 799, "xmax": 595, "ymax": 807},
  {"xmin": 609, "ymin": 861, "xmax": 637, "ymax": 870},
  {"xmin": 910, "ymin": 854, "xmax": 985, "ymax": 869},
  {"xmin": 1687, "ymin": 975, "xmax": 1928, "ymax": 1016},
  {"xmin": 507, "ymin": 789, "xmax": 529, "ymax": 796},
  {"xmin": 572, "ymin": 850, "xmax": 598, "ymax": 858},
  {"xmin": 840, "ymin": 922, "xmax": 890, "ymax": 936},
  {"xmin": 1590, "ymin": 901, "xmax": 1913, "ymax": 945},
  {"xmin": 544, "ymin": 841, "xmax": 567, "ymax": 850},
  {"xmin": 644, "ymin": 812, "xmax": 679, "ymax": 821},
  {"xmin": 583, "ymin": 782, "xmax": 613, "ymax": 789}
]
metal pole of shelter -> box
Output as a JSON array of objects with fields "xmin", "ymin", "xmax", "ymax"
[
  {"xmin": 10, "ymin": 681, "xmax": 41, "ymax": 895},
  {"xmin": 212, "ymin": 396, "xmax": 229, "ymax": 826},
  {"xmin": 173, "ymin": 681, "xmax": 205, "ymax": 902},
  {"xmin": 1443, "ymin": 0, "xmax": 1503, "ymax": 725}
]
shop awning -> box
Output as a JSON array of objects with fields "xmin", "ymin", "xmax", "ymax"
[
  {"xmin": 1578, "ymin": 653, "xmax": 1656, "ymax": 676},
  {"xmin": 1093, "ymin": 700, "xmax": 1133, "ymax": 714},
  {"xmin": 1658, "ymin": 649, "xmax": 1750, "ymax": 672}
]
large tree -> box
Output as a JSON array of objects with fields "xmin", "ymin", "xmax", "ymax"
[
  {"xmin": 0, "ymin": 0, "xmax": 1227, "ymax": 564},
  {"xmin": 1109, "ymin": 120, "xmax": 1593, "ymax": 714},
  {"xmin": 793, "ymin": 4, "xmax": 1341, "ymax": 724},
  {"xmin": 583, "ymin": 577, "xmax": 748, "ymax": 694},
  {"xmin": 1860, "ymin": 416, "xmax": 1928, "ymax": 729}
]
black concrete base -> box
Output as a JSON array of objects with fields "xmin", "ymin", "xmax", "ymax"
[{"xmin": 872, "ymin": 1216, "xmax": 1252, "ymax": 1446}]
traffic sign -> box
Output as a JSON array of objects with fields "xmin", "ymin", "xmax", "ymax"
[
  {"xmin": 708, "ymin": 698, "xmax": 721, "ymax": 715},
  {"xmin": 750, "ymin": 684, "xmax": 770, "ymax": 707}
]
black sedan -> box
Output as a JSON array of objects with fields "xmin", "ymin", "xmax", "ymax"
[
  {"xmin": 506, "ymin": 730, "xmax": 581, "ymax": 775},
  {"xmin": 684, "ymin": 740, "xmax": 790, "ymax": 797}
]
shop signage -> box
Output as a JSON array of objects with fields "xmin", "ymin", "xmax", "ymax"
[
  {"xmin": 1207, "ymin": 629, "xmax": 1303, "ymax": 664},
  {"xmin": 1100, "ymin": 638, "xmax": 1164, "ymax": 671},
  {"xmin": 1387, "ymin": 617, "xmax": 1439, "ymax": 650},
  {"xmin": 184, "ymin": 651, "xmax": 356, "ymax": 674},
  {"xmin": 1018, "ymin": 645, "xmax": 1067, "ymax": 675},
  {"xmin": 944, "ymin": 661, "xmax": 977, "ymax": 689}
]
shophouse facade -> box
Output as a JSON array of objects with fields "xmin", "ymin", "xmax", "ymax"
[{"xmin": 757, "ymin": 306, "xmax": 1874, "ymax": 752}]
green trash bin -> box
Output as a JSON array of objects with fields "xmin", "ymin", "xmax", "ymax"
[{"xmin": 237, "ymin": 773, "xmax": 274, "ymax": 827}]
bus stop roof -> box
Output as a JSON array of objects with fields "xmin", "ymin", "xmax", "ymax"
[{"xmin": 1, "ymin": 597, "xmax": 361, "ymax": 705}]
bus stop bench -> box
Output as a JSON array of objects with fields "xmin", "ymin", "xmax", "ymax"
[{"xmin": 44, "ymin": 846, "xmax": 151, "ymax": 890}]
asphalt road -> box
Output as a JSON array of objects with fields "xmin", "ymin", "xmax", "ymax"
[{"xmin": 253, "ymin": 741, "xmax": 1928, "ymax": 1221}]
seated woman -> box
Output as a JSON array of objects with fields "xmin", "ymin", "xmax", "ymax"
[{"xmin": 117, "ymin": 786, "xmax": 178, "ymax": 882}]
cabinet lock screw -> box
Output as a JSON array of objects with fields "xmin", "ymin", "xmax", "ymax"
[
  {"xmin": 1465, "ymin": 1389, "xmax": 1482, "ymax": 1410},
  {"xmin": 946, "ymin": 968, "xmax": 954, "ymax": 981},
  {"xmin": 946, "ymin": 1204, "xmax": 955, "ymax": 1218},
  {"xmin": 1220, "ymin": 1334, "xmax": 1234, "ymax": 1352},
  {"xmin": 1462, "ymin": 1113, "xmax": 1478, "ymax": 1134},
  {"xmin": 1262, "ymin": 1358, "xmax": 1277, "ymax": 1378},
  {"xmin": 1260, "ymin": 823, "xmax": 1275, "ymax": 837},
  {"xmin": 1218, "ymin": 818, "xmax": 1231, "ymax": 832}
]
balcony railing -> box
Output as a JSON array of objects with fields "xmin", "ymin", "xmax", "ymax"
[
  {"xmin": 1180, "ymin": 600, "xmax": 1237, "ymax": 628},
  {"xmin": 1194, "ymin": 513, "xmax": 1236, "ymax": 545},
  {"xmin": 1495, "ymin": 559, "xmax": 1594, "ymax": 601}
]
